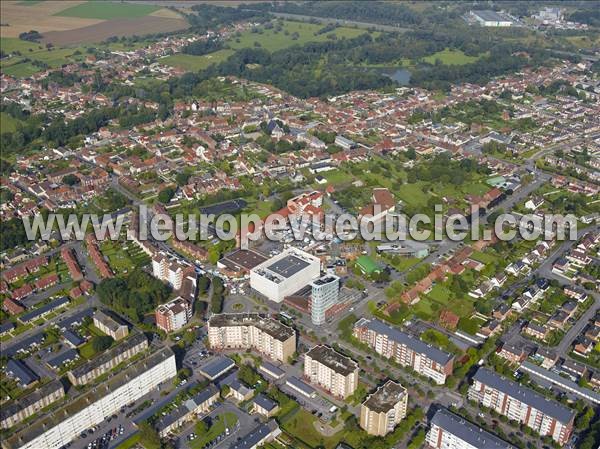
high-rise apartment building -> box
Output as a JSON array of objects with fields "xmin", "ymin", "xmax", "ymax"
[
  {"xmin": 309, "ymin": 275, "xmax": 339, "ymax": 325},
  {"xmin": 303, "ymin": 345, "xmax": 358, "ymax": 399},
  {"xmin": 360, "ymin": 380, "xmax": 407, "ymax": 436},
  {"xmin": 155, "ymin": 297, "xmax": 192, "ymax": 332}
]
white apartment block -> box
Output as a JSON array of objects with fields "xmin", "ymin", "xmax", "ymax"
[
  {"xmin": 468, "ymin": 368, "xmax": 574, "ymax": 445},
  {"xmin": 426, "ymin": 408, "xmax": 515, "ymax": 449},
  {"xmin": 208, "ymin": 313, "xmax": 296, "ymax": 363},
  {"xmin": 353, "ymin": 318, "xmax": 454, "ymax": 385},
  {"xmin": 250, "ymin": 248, "xmax": 320, "ymax": 303},
  {"xmin": 303, "ymin": 345, "xmax": 358, "ymax": 399},
  {"xmin": 152, "ymin": 255, "xmax": 184, "ymax": 289},
  {"xmin": 5, "ymin": 348, "xmax": 176, "ymax": 449},
  {"xmin": 360, "ymin": 380, "xmax": 407, "ymax": 436}
]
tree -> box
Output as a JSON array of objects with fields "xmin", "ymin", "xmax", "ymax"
[
  {"xmin": 62, "ymin": 174, "xmax": 80, "ymax": 186},
  {"xmin": 158, "ymin": 187, "xmax": 175, "ymax": 204},
  {"xmin": 195, "ymin": 419, "xmax": 208, "ymax": 435},
  {"xmin": 197, "ymin": 276, "xmax": 210, "ymax": 296},
  {"xmin": 175, "ymin": 172, "xmax": 190, "ymax": 186},
  {"xmin": 91, "ymin": 335, "xmax": 114, "ymax": 352},
  {"xmin": 220, "ymin": 384, "xmax": 230, "ymax": 398}
]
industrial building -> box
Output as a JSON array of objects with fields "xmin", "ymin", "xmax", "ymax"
[{"xmin": 469, "ymin": 10, "xmax": 514, "ymax": 27}]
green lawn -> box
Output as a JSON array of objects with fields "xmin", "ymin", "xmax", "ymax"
[
  {"xmin": 0, "ymin": 37, "xmax": 44, "ymax": 54},
  {"xmin": 79, "ymin": 341, "xmax": 97, "ymax": 359},
  {"xmin": 228, "ymin": 20, "xmax": 369, "ymax": 52},
  {"xmin": 282, "ymin": 408, "xmax": 344, "ymax": 449},
  {"xmin": 114, "ymin": 433, "xmax": 140, "ymax": 449},
  {"xmin": 422, "ymin": 48, "xmax": 486, "ymax": 66},
  {"xmin": 470, "ymin": 250, "xmax": 498, "ymax": 265},
  {"xmin": 190, "ymin": 413, "xmax": 238, "ymax": 449},
  {"xmin": 321, "ymin": 169, "xmax": 349, "ymax": 187},
  {"xmin": 160, "ymin": 49, "xmax": 235, "ymax": 71},
  {"xmin": 427, "ymin": 284, "xmax": 451, "ymax": 303},
  {"xmin": 55, "ymin": 1, "xmax": 160, "ymax": 19},
  {"xmin": 396, "ymin": 182, "xmax": 430, "ymax": 208},
  {"xmin": 0, "ymin": 113, "xmax": 21, "ymax": 133}
]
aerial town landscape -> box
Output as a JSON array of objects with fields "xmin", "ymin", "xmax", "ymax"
[{"xmin": 0, "ymin": 1, "xmax": 599, "ymax": 449}]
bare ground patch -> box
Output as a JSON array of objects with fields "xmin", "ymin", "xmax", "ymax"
[
  {"xmin": 41, "ymin": 16, "xmax": 189, "ymax": 46},
  {"xmin": 149, "ymin": 8, "xmax": 184, "ymax": 19}
]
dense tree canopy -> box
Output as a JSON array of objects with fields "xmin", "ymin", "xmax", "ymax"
[{"xmin": 97, "ymin": 269, "xmax": 171, "ymax": 323}]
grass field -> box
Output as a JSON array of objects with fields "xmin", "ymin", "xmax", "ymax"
[
  {"xmin": 160, "ymin": 49, "xmax": 235, "ymax": 71},
  {"xmin": 56, "ymin": 1, "xmax": 160, "ymax": 19},
  {"xmin": 564, "ymin": 35, "xmax": 600, "ymax": 49},
  {"xmin": 1, "ymin": 40, "xmax": 86, "ymax": 78},
  {"xmin": 422, "ymin": 48, "xmax": 486, "ymax": 66},
  {"xmin": 228, "ymin": 20, "xmax": 370, "ymax": 52},
  {"xmin": 282, "ymin": 408, "xmax": 343, "ymax": 449},
  {"xmin": 1, "ymin": 36, "xmax": 46, "ymax": 54},
  {"xmin": 0, "ymin": 112, "xmax": 22, "ymax": 133}
]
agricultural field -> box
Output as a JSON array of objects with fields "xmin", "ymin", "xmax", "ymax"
[
  {"xmin": 42, "ymin": 15, "xmax": 189, "ymax": 46},
  {"xmin": 160, "ymin": 49, "xmax": 235, "ymax": 71},
  {"xmin": 0, "ymin": 1, "xmax": 103, "ymax": 37},
  {"xmin": 55, "ymin": 1, "xmax": 161, "ymax": 20},
  {"xmin": 228, "ymin": 20, "xmax": 372, "ymax": 52},
  {"xmin": 0, "ymin": 1, "xmax": 188, "ymax": 45}
]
